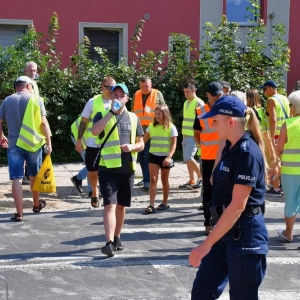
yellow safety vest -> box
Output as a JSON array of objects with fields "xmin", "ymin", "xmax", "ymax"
[
  {"xmin": 182, "ymin": 98, "xmax": 198, "ymax": 136},
  {"xmin": 148, "ymin": 123, "xmax": 172, "ymax": 155},
  {"xmin": 16, "ymin": 95, "xmax": 45, "ymax": 152},
  {"xmin": 256, "ymin": 107, "xmax": 267, "ymax": 132},
  {"xmin": 266, "ymin": 94, "xmax": 290, "ymax": 135},
  {"xmin": 281, "ymin": 116, "xmax": 300, "ymax": 175},
  {"xmin": 71, "ymin": 95, "xmax": 106, "ymax": 149},
  {"xmin": 98, "ymin": 111, "xmax": 138, "ymax": 170}
]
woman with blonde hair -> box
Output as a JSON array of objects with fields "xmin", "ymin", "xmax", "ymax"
[
  {"xmin": 144, "ymin": 104, "xmax": 178, "ymax": 214},
  {"xmin": 190, "ymin": 96, "xmax": 268, "ymax": 299},
  {"xmin": 271, "ymin": 90, "xmax": 300, "ymax": 242}
]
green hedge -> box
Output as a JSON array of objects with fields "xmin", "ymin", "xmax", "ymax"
[{"xmin": 0, "ymin": 1, "xmax": 290, "ymax": 163}]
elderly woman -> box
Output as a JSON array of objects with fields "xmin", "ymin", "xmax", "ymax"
[{"xmin": 274, "ymin": 90, "xmax": 300, "ymax": 242}]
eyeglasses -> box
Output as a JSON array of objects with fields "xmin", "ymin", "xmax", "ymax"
[
  {"xmin": 263, "ymin": 87, "xmax": 269, "ymax": 91},
  {"xmin": 103, "ymin": 85, "xmax": 113, "ymax": 91}
]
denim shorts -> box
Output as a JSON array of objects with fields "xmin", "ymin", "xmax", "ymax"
[
  {"xmin": 182, "ymin": 136, "xmax": 197, "ymax": 162},
  {"xmin": 7, "ymin": 146, "xmax": 42, "ymax": 180}
]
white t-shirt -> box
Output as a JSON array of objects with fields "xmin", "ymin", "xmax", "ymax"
[
  {"xmin": 146, "ymin": 124, "xmax": 178, "ymax": 156},
  {"xmin": 81, "ymin": 97, "xmax": 111, "ymax": 147}
]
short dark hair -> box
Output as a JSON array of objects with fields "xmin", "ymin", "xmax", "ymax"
[
  {"xmin": 139, "ymin": 76, "xmax": 151, "ymax": 83},
  {"xmin": 183, "ymin": 82, "xmax": 196, "ymax": 90},
  {"xmin": 15, "ymin": 81, "xmax": 29, "ymax": 89}
]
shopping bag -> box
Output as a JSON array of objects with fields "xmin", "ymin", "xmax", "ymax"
[{"xmin": 32, "ymin": 154, "xmax": 56, "ymax": 193}]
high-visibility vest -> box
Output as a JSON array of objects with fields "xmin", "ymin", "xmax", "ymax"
[
  {"xmin": 182, "ymin": 98, "xmax": 198, "ymax": 136},
  {"xmin": 196, "ymin": 104, "xmax": 219, "ymax": 160},
  {"xmin": 132, "ymin": 89, "xmax": 158, "ymax": 126},
  {"xmin": 266, "ymin": 94, "xmax": 290, "ymax": 135},
  {"xmin": 16, "ymin": 95, "xmax": 45, "ymax": 152},
  {"xmin": 256, "ymin": 107, "xmax": 267, "ymax": 132},
  {"xmin": 148, "ymin": 123, "xmax": 172, "ymax": 155},
  {"xmin": 281, "ymin": 116, "xmax": 300, "ymax": 175},
  {"xmin": 71, "ymin": 95, "xmax": 105, "ymax": 149},
  {"xmin": 98, "ymin": 111, "xmax": 138, "ymax": 170}
]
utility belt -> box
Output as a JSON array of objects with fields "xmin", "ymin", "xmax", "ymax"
[{"xmin": 209, "ymin": 203, "xmax": 265, "ymax": 241}]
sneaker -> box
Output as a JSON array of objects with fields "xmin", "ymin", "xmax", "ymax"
[
  {"xmin": 70, "ymin": 176, "xmax": 83, "ymax": 194},
  {"xmin": 266, "ymin": 188, "xmax": 282, "ymax": 197},
  {"xmin": 114, "ymin": 236, "xmax": 125, "ymax": 250},
  {"xmin": 178, "ymin": 181, "xmax": 195, "ymax": 190},
  {"xmin": 136, "ymin": 180, "xmax": 144, "ymax": 186},
  {"xmin": 101, "ymin": 241, "xmax": 116, "ymax": 257},
  {"xmin": 193, "ymin": 178, "xmax": 202, "ymax": 189},
  {"xmin": 22, "ymin": 177, "xmax": 30, "ymax": 185},
  {"xmin": 144, "ymin": 181, "xmax": 149, "ymax": 191}
]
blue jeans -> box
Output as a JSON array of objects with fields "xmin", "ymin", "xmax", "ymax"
[
  {"xmin": 8, "ymin": 146, "xmax": 42, "ymax": 180},
  {"xmin": 138, "ymin": 139, "xmax": 150, "ymax": 183},
  {"xmin": 71, "ymin": 135, "xmax": 92, "ymax": 192}
]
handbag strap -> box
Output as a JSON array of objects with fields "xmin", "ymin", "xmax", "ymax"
[
  {"xmin": 92, "ymin": 111, "xmax": 125, "ymax": 168},
  {"xmin": 272, "ymin": 95, "xmax": 289, "ymax": 119}
]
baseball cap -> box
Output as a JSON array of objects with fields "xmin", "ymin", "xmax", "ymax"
[
  {"xmin": 220, "ymin": 81, "xmax": 231, "ymax": 89},
  {"xmin": 197, "ymin": 95, "xmax": 247, "ymax": 119},
  {"xmin": 15, "ymin": 76, "xmax": 33, "ymax": 84},
  {"xmin": 206, "ymin": 82, "xmax": 223, "ymax": 96},
  {"xmin": 260, "ymin": 79, "xmax": 278, "ymax": 89},
  {"xmin": 112, "ymin": 83, "xmax": 129, "ymax": 95}
]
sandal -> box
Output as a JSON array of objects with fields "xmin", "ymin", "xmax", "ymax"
[
  {"xmin": 91, "ymin": 196, "xmax": 99, "ymax": 208},
  {"xmin": 33, "ymin": 200, "xmax": 46, "ymax": 213},
  {"xmin": 157, "ymin": 203, "xmax": 170, "ymax": 210},
  {"xmin": 145, "ymin": 205, "xmax": 155, "ymax": 214},
  {"xmin": 11, "ymin": 213, "xmax": 23, "ymax": 222}
]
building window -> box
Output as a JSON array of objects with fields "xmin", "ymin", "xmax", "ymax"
[
  {"xmin": 79, "ymin": 23, "xmax": 128, "ymax": 64},
  {"xmin": 0, "ymin": 19, "xmax": 32, "ymax": 49},
  {"xmin": 168, "ymin": 35, "xmax": 191, "ymax": 62},
  {"xmin": 226, "ymin": 0, "xmax": 260, "ymax": 25}
]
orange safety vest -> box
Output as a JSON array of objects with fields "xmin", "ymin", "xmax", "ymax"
[
  {"xmin": 196, "ymin": 104, "xmax": 219, "ymax": 160},
  {"xmin": 132, "ymin": 89, "xmax": 158, "ymax": 126}
]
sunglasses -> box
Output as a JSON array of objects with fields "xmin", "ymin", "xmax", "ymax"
[
  {"xmin": 103, "ymin": 85, "xmax": 113, "ymax": 91},
  {"xmin": 263, "ymin": 87, "xmax": 269, "ymax": 91}
]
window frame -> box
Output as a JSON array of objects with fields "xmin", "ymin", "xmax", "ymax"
[
  {"xmin": 168, "ymin": 35, "xmax": 191, "ymax": 62},
  {"xmin": 79, "ymin": 22, "xmax": 128, "ymax": 63}
]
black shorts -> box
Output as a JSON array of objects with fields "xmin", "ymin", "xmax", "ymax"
[
  {"xmin": 148, "ymin": 153, "xmax": 174, "ymax": 169},
  {"xmin": 85, "ymin": 146, "xmax": 100, "ymax": 171},
  {"xmin": 98, "ymin": 170, "xmax": 134, "ymax": 207}
]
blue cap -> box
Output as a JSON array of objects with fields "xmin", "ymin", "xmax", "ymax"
[
  {"xmin": 112, "ymin": 83, "xmax": 129, "ymax": 95},
  {"xmin": 260, "ymin": 79, "xmax": 278, "ymax": 89},
  {"xmin": 206, "ymin": 82, "xmax": 223, "ymax": 96},
  {"xmin": 198, "ymin": 96, "xmax": 247, "ymax": 119}
]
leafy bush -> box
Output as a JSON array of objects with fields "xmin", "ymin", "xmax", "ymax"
[{"xmin": 0, "ymin": 0, "xmax": 290, "ymax": 163}]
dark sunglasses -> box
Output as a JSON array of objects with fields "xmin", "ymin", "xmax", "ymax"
[
  {"xmin": 263, "ymin": 87, "xmax": 269, "ymax": 91},
  {"xmin": 103, "ymin": 85, "xmax": 113, "ymax": 91}
]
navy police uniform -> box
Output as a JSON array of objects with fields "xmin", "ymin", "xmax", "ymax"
[{"xmin": 191, "ymin": 133, "xmax": 268, "ymax": 300}]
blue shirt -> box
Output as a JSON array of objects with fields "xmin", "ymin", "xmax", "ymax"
[{"xmin": 212, "ymin": 132, "xmax": 266, "ymax": 207}]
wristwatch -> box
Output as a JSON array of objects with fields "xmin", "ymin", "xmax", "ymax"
[{"xmin": 109, "ymin": 109, "xmax": 117, "ymax": 116}]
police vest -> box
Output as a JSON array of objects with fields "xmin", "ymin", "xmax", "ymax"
[
  {"xmin": 196, "ymin": 104, "xmax": 219, "ymax": 160},
  {"xmin": 133, "ymin": 89, "xmax": 158, "ymax": 126},
  {"xmin": 71, "ymin": 95, "xmax": 105, "ymax": 149},
  {"xmin": 281, "ymin": 116, "xmax": 300, "ymax": 175},
  {"xmin": 16, "ymin": 95, "xmax": 45, "ymax": 152},
  {"xmin": 266, "ymin": 94, "xmax": 290, "ymax": 135},
  {"xmin": 148, "ymin": 123, "xmax": 172, "ymax": 155},
  {"xmin": 182, "ymin": 98, "xmax": 198, "ymax": 136},
  {"xmin": 97, "ymin": 111, "xmax": 138, "ymax": 170}
]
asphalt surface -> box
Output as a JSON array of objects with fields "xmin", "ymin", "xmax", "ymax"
[{"xmin": 0, "ymin": 162, "xmax": 299, "ymax": 300}]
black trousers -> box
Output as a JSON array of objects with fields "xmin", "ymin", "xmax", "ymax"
[{"xmin": 201, "ymin": 159, "xmax": 215, "ymax": 227}]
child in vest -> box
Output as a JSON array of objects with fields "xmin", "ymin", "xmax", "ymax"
[{"xmin": 144, "ymin": 104, "xmax": 178, "ymax": 214}]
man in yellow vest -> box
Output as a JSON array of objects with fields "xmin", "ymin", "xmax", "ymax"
[
  {"xmin": 261, "ymin": 79, "xmax": 290, "ymax": 196},
  {"xmin": 180, "ymin": 82, "xmax": 204, "ymax": 190},
  {"xmin": 92, "ymin": 83, "xmax": 144, "ymax": 257},
  {"xmin": 0, "ymin": 76, "xmax": 52, "ymax": 222},
  {"xmin": 73, "ymin": 76, "xmax": 116, "ymax": 207},
  {"xmin": 131, "ymin": 76, "xmax": 165, "ymax": 191}
]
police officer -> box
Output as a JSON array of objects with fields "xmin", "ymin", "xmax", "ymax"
[{"xmin": 189, "ymin": 96, "xmax": 268, "ymax": 300}]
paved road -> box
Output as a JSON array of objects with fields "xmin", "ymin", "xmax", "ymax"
[{"xmin": 0, "ymin": 162, "xmax": 299, "ymax": 299}]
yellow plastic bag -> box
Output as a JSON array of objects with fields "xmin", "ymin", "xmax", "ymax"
[{"xmin": 33, "ymin": 154, "xmax": 56, "ymax": 193}]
